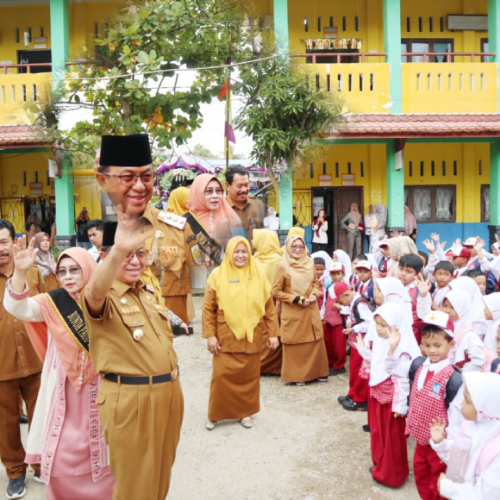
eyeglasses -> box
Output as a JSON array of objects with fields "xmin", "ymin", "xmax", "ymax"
[
  {"xmin": 291, "ymin": 245, "xmax": 306, "ymax": 250},
  {"xmin": 102, "ymin": 172, "xmax": 154, "ymax": 187},
  {"xmin": 56, "ymin": 266, "xmax": 82, "ymax": 278},
  {"xmin": 204, "ymin": 189, "xmax": 224, "ymax": 196},
  {"xmin": 125, "ymin": 249, "xmax": 149, "ymax": 262}
]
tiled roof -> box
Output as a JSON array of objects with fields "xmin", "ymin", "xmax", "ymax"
[
  {"xmin": 0, "ymin": 125, "xmax": 52, "ymax": 148},
  {"xmin": 329, "ymin": 114, "xmax": 500, "ymax": 138}
]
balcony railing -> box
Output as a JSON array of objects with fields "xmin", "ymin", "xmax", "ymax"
[
  {"xmin": 402, "ymin": 63, "xmax": 498, "ymax": 113},
  {"xmin": 292, "ymin": 52, "xmax": 387, "ymax": 64},
  {"xmin": 402, "ymin": 52, "xmax": 495, "ymax": 63},
  {"xmin": 0, "ymin": 61, "xmax": 101, "ymax": 74},
  {"xmin": 292, "ymin": 51, "xmax": 496, "ymax": 64}
]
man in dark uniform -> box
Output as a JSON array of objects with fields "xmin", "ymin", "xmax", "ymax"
[{"xmin": 225, "ymin": 164, "xmax": 265, "ymax": 242}]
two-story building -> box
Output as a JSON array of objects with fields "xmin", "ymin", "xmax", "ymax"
[
  {"xmin": 0, "ymin": 0, "xmax": 119, "ymax": 242},
  {"xmin": 251, "ymin": 0, "xmax": 500, "ymax": 253}
]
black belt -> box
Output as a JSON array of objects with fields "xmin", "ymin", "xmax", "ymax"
[{"xmin": 104, "ymin": 369, "xmax": 179, "ymax": 385}]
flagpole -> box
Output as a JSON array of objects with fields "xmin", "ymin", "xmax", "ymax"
[{"xmin": 225, "ymin": 30, "xmax": 232, "ymax": 171}]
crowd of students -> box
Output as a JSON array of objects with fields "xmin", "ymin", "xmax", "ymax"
[{"xmin": 307, "ymin": 224, "xmax": 500, "ymax": 499}]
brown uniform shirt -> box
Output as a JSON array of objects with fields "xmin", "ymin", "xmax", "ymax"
[
  {"xmin": 81, "ymin": 279, "xmax": 178, "ymax": 377},
  {"xmin": 202, "ymin": 285, "xmax": 279, "ymax": 354},
  {"xmin": 0, "ymin": 265, "xmax": 44, "ymax": 380},
  {"xmin": 271, "ymin": 263, "xmax": 324, "ymax": 345},
  {"xmin": 226, "ymin": 194, "xmax": 265, "ymax": 242},
  {"xmin": 143, "ymin": 205, "xmax": 193, "ymax": 297}
]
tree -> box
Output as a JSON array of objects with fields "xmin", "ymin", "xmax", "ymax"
[
  {"xmin": 53, "ymin": 0, "xmax": 251, "ymax": 154},
  {"xmin": 191, "ymin": 143, "xmax": 219, "ymax": 158},
  {"xmin": 234, "ymin": 57, "xmax": 343, "ymax": 192}
]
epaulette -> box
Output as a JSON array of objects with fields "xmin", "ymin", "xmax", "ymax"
[{"xmin": 157, "ymin": 211, "xmax": 186, "ymax": 230}]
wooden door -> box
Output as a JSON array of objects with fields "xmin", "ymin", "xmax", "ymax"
[{"xmin": 335, "ymin": 187, "xmax": 364, "ymax": 252}]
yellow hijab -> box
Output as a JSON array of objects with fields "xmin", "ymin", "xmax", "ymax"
[
  {"xmin": 207, "ymin": 236, "xmax": 270, "ymax": 342},
  {"xmin": 166, "ymin": 187, "xmax": 190, "ymax": 215},
  {"xmin": 282, "ymin": 235, "xmax": 314, "ymax": 296},
  {"xmin": 141, "ymin": 266, "xmax": 163, "ymax": 304},
  {"xmin": 253, "ymin": 229, "xmax": 282, "ymax": 285},
  {"xmin": 281, "ymin": 227, "xmax": 306, "ymax": 253}
]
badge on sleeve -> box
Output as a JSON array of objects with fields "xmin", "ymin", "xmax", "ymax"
[{"xmin": 157, "ymin": 210, "xmax": 186, "ymax": 230}]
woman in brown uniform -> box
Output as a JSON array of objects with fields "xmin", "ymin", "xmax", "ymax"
[
  {"xmin": 161, "ymin": 186, "xmax": 192, "ymax": 324},
  {"xmin": 252, "ymin": 228, "xmax": 283, "ymax": 376},
  {"xmin": 33, "ymin": 232, "xmax": 59, "ymax": 291},
  {"xmin": 203, "ymin": 236, "xmax": 280, "ymax": 430},
  {"xmin": 272, "ymin": 234, "xmax": 329, "ymax": 385}
]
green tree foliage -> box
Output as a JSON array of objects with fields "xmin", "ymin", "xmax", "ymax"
[
  {"xmin": 56, "ymin": 0, "xmax": 251, "ymax": 154},
  {"xmin": 191, "ymin": 143, "xmax": 219, "ymax": 158},
  {"xmin": 234, "ymin": 57, "xmax": 343, "ymax": 189}
]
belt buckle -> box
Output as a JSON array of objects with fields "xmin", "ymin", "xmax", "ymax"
[{"xmin": 171, "ymin": 369, "xmax": 179, "ymax": 381}]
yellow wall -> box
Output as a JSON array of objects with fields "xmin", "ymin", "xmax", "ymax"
[
  {"xmin": 0, "ymin": 1, "xmax": 120, "ymax": 65},
  {"xmin": 292, "ymin": 141, "xmax": 489, "ymax": 224},
  {"xmin": 0, "ymin": 153, "xmax": 102, "ymax": 233}
]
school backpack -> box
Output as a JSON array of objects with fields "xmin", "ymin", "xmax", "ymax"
[
  {"xmin": 351, "ymin": 297, "xmax": 375, "ymax": 325},
  {"xmin": 408, "ymin": 356, "xmax": 463, "ymax": 409},
  {"xmin": 492, "ymin": 358, "xmax": 500, "ymax": 374},
  {"xmin": 473, "ymin": 259, "xmax": 498, "ymax": 295}
]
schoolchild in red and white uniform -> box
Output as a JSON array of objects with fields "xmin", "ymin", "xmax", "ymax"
[
  {"xmin": 430, "ymin": 372, "xmax": 500, "ymax": 499},
  {"xmin": 388, "ymin": 311, "xmax": 464, "ymax": 500},
  {"xmin": 356, "ymin": 302, "xmax": 421, "ymax": 487}
]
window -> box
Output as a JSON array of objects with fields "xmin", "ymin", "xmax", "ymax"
[
  {"xmin": 401, "ymin": 38, "xmax": 454, "ymax": 63},
  {"xmin": 481, "ymin": 184, "xmax": 490, "ymax": 222},
  {"xmin": 482, "ymin": 39, "xmax": 490, "ymax": 63},
  {"xmin": 404, "ymin": 185, "xmax": 456, "ymax": 222}
]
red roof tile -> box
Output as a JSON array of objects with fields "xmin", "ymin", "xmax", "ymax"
[
  {"xmin": 0, "ymin": 125, "xmax": 52, "ymax": 148},
  {"xmin": 328, "ymin": 114, "xmax": 500, "ymax": 139}
]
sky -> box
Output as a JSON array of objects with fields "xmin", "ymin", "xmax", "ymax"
[{"xmin": 58, "ymin": 68, "xmax": 255, "ymax": 159}]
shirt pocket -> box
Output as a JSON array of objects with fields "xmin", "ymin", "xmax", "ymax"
[{"xmin": 121, "ymin": 314, "xmax": 150, "ymax": 343}]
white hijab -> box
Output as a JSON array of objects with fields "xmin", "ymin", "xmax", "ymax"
[
  {"xmin": 461, "ymin": 372, "xmax": 500, "ymax": 483},
  {"xmin": 484, "ymin": 293, "xmax": 500, "ymax": 352},
  {"xmin": 333, "ymin": 249, "xmax": 352, "ymax": 281},
  {"xmin": 369, "ymin": 302, "xmax": 421, "ymax": 387},
  {"xmin": 450, "ymin": 277, "xmax": 488, "ymax": 338},
  {"xmin": 445, "ymin": 289, "xmax": 474, "ymax": 333}
]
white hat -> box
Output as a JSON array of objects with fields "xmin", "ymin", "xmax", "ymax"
[
  {"xmin": 355, "ymin": 260, "xmax": 372, "ymax": 271},
  {"xmin": 415, "ymin": 310, "xmax": 455, "ymax": 338},
  {"xmin": 329, "ymin": 262, "xmax": 345, "ymax": 273},
  {"xmin": 464, "ymin": 237, "xmax": 478, "ymax": 247}
]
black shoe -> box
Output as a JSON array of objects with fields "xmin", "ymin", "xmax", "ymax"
[
  {"xmin": 337, "ymin": 395, "xmax": 351, "ymax": 404},
  {"xmin": 6, "ymin": 475, "xmax": 26, "ymax": 499},
  {"xmin": 19, "ymin": 414, "xmax": 28, "ymax": 425},
  {"xmin": 342, "ymin": 399, "xmax": 368, "ymax": 412},
  {"xmin": 329, "ymin": 367, "xmax": 346, "ymax": 376},
  {"xmin": 347, "ymin": 347, "xmax": 351, "ymax": 356},
  {"xmin": 363, "ymin": 424, "xmax": 371, "ymax": 432}
]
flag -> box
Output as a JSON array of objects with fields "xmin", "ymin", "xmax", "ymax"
[
  {"xmin": 218, "ymin": 78, "xmax": 229, "ymax": 101},
  {"xmin": 224, "ymin": 76, "xmax": 236, "ymax": 161}
]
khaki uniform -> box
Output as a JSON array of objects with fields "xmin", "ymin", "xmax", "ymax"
[
  {"xmin": 202, "ymin": 285, "xmax": 279, "ymax": 421},
  {"xmin": 271, "ymin": 263, "xmax": 329, "ymax": 383},
  {"xmin": 226, "ymin": 194, "xmax": 265, "ymax": 242},
  {"xmin": 144, "ymin": 205, "xmax": 193, "ymax": 323},
  {"xmin": 0, "ymin": 266, "xmax": 43, "ymax": 479},
  {"xmin": 81, "ymin": 279, "xmax": 183, "ymax": 500}
]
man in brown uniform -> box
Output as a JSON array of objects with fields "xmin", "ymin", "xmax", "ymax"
[
  {"xmin": 86, "ymin": 134, "xmax": 184, "ymax": 499},
  {"xmin": 0, "ymin": 219, "xmax": 44, "ymax": 499},
  {"xmin": 225, "ymin": 164, "xmax": 265, "ymax": 242}
]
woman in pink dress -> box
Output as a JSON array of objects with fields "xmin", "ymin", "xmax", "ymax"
[{"xmin": 4, "ymin": 239, "xmax": 114, "ymax": 500}]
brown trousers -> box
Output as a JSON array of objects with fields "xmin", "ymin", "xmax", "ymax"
[
  {"xmin": 0, "ymin": 373, "xmax": 41, "ymax": 478},
  {"xmin": 97, "ymin": 378, "xmax": 184, "ymax": 500}
]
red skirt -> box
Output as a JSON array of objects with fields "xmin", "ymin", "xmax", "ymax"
[{"xmin": 368, "ymin": 396, "xmax": 409, "ymax": 487}]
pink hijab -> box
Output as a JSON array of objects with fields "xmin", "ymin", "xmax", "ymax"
[
  {"xmin": 24, "ymin": 248, "xmax": 98, "ymax": 391},
  {"xmin": 187, "ymin": 173, "xmax": 241, "ymax": 230}
]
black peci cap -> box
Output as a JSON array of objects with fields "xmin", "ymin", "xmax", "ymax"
[{"xmin": 99, "ymin": 134, "xmax": 152, "ymax": 167}]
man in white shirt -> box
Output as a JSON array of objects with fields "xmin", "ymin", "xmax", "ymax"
[{"xmin": 86, "ymin": 219, "xmax": 104, "ymax": 262}]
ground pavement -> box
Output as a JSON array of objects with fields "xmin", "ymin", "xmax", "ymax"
[{"xmin": 1, "ymin": 296, "xmax": 420, "ymax": 500}]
